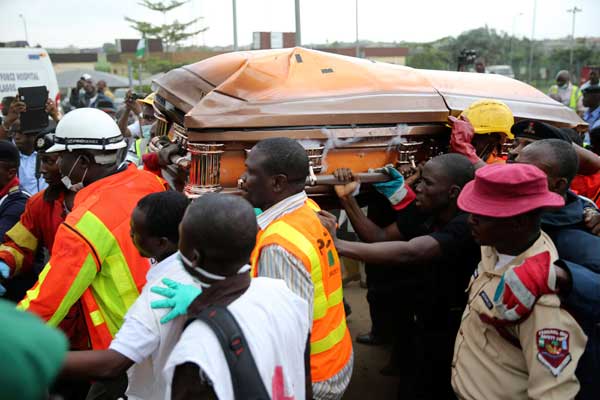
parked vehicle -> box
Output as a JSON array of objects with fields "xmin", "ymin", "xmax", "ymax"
[
  {"xmin": 486, "ymin": 65, "xmax": 515, "ymax": 79},
  {"xmin": 0, "ymin": 48, "xmax": 60, "ymax": 111}
]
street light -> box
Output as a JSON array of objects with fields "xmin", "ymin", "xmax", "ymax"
[
  {"xmin": 527, "ymin": 0, "xmax": 537, "ymax": 83},
  {"xmin": 355, "ymin": 0, "xmax": 359, "ymax": 57},
  {"xmin": 295, "ymin": 0, "xmax": 301, "ymax": 46},
  {"xmin": 18, "ymin": 14, "xmax": 29, "ymax": 45},
  {"xmin": 509, "ymin": 12, "xmax": 523, "ymax": 66},
  {"xmin": 232, "ymin": 0, "xmax": 238, "ymax": 51},
  {"xmin": 567, "ymin": 6, "xmax": 582, "ymax": 76}
]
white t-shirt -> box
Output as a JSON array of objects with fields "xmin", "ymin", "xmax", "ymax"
[
  {"xmin": 164, "ymin": 277, "xmax": 310, "ymax": 400},
  {"xmin": 109, "ymin": 252, "xmax": 197, "ymax": 400}
]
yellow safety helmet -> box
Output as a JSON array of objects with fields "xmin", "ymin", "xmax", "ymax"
[
  {"xmin": 136, "ymin": 92, "xmax": 155, "ymax": 107},
  {"xmin": 459, "ymin": 99, "xmax": 515, "ymax": 139}
]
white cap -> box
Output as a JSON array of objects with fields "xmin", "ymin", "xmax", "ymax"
[{"xmin": 47, "ymin": 108, "xmax": 127, "ymax": 153}]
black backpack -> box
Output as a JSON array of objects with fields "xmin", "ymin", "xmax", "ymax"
[{"xmin": 184, "ymin": 305, "xmax": 270, "ymax": 400}]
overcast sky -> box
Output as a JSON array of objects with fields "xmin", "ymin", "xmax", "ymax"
[{"xmin": 0, "ymin": 0, "xmax": 598, "ymax": 49}]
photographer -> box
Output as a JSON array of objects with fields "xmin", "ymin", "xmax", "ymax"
[
  {"xmin": 117, "ymin": 90, "xmax": 154, "ymax": 138},
  {"xmin": 118, "ymin": 91, "xmax": 157, "ymax": 165},
  {"xmin": 68, "ymin": 73, "xmax": 114, "ymax": 110},
  {"xmin": 0, "ymin": 95, "xmax": 60, "ymax": 195}
]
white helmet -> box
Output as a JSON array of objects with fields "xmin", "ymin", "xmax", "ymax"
[{"xmin": 46, "ymin": 108, "xmax": 127, "ymax": 153}]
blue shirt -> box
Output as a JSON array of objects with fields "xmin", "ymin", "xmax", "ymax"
[
  {"xmin": 584, "ymin": 106, "xmax": 600, "ymax": 131},
  {"xmin": 19, "ymin": 152, "xmax": 48, "ymax": 195}
]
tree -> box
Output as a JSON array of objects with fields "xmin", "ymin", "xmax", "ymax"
[{"xmin": 125, "ymin": 0, "xmax": 208, "ymax": 52}]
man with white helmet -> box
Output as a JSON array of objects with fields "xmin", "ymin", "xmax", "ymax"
[{"xmin": 18, "ymin": 108, "xmax": 167, "ymax": 397}]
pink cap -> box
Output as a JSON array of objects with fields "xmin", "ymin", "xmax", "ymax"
[{"xmin": 458, "ymin": 163, "xmax": 565, "ymax": 217}]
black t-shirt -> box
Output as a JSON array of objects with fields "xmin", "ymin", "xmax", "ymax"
[{"xmin": 395, "ymin": 204, "xmax": 481, "ymax": 326}]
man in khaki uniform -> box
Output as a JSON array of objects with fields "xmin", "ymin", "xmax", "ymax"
[{"xmin": 452, "ymin": 162, "xmax": 587, "ymax": 399}]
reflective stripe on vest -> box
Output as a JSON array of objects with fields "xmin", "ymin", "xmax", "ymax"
[
  {"xmin": 550, "ymin": 85, "xmax": 580, "ymax": 110},
  {"xmin": 253, "ymin": 220, "xmax": 343, "ymax": 321},
  {"xmin": 81, "ymin": 289, "xmax": 113, "ymax": 349},
  {"xmin": 1, "ymin": 221, "xmax": 39, "ymax": 274},
  {"xmin": 250, "ymin": 201, "xmax": 352, "ymax": 381},
  {"xmin": 75, "ymin": 211, "xmax": 142, "ymax": 336},
  {"xmin": 569, "ymin": 86, "xmax": 580, "ymax": 110}
]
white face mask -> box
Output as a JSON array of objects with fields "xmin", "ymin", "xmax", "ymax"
[
  {"xmin": 61, "ymin": 155, "xmax": 88, "ymax": 192},
  {"xmin": 178, "ymin": 251, "xmax": 251, "ymax": 288}
]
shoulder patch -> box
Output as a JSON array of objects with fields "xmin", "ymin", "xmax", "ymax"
[{"xmin": 536, "ymin": 328, "xmax": 571, "ymax": 377}]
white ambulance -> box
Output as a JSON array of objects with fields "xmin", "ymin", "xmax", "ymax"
[{"xmin": 0, "ymin": 47, "xmax": 60, "ymax": 112}]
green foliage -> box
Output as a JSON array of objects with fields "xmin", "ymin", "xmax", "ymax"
[
  {"xmin": 125, "ymin": 0, "xmax": 208, "ymax": 51},
  {"xmin": 94, "ymin": 60, "xmax": 111, "ymax": 73},
  {"xmin": 406, "ymin": 44, "xmax": 450, "ymax": 70},
  {"xmin": 138, "ymin": 0, "xmax": 186, "ymax": 13},
  {"xmin": 143, "ymin": 58, "xmax": 185, "ymax": 74},
  {"xmin": 405, "ymin": 26, "xmax": 599, "ymax": 84}
]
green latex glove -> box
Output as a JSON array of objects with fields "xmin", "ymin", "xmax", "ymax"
[
  {"xmin": 150, "ymin": 278, "xmax": 202, "ymax": 324},
  {"xmin": 254, "ymin": 208, "xmax": 263, "ymax": 216}
]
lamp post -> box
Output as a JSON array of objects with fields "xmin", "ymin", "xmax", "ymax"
[
  {"xmin": 232, "ymin": 0, "xmax": 238, "ymax": 51},
  {"xmin": 527, "ymin": 0, "xmax": 537, "ymax": 83},
  {"xmin": 18, "ymin": 14, "xmax": 29, "ymax": 45},
  {"xmin": 295, "ymin": 0, "xmax": 301, "ymax": 46},
  {"xmin": 567, "ymin": 6, "xmax": 582, "ymax": 76},
  {"xmin": 509, "ymin": 12, "xmax": 523, "ymax": 67},
  {"xmin": 355, "ymin": 0, "xmax": 359, "ymax": 57}
]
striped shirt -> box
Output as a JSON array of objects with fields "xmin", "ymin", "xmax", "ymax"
[{"xmin": 256, "ymin": 191, "xmax": 353, "ymax": 400}]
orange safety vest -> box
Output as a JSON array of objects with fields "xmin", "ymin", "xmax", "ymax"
[
  {"xmin": 250, "ymin": 198, "xmax": 353, "ymax": 382},
  {"xmin": 19, "ymin": 164, "xmax": 167, "ymax": 349}
]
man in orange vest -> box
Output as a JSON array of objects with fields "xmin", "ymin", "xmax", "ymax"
[
  {"xmin": 149, "ymin": 137, "xmax": 353, "ymax": 398},
  {"xmin": 243, "ymin": 137, "xmax": 353, "ymax": 400},
  {"xmin": 17, "ymin": 108, "xmax": 167, "ymax": 398}
]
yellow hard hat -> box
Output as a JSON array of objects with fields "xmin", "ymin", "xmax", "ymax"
[
  {"xmin": 136, "ymin": 92, "xmax": 155, "ymax": 107},
  {"xmin": 459, "ymin": 99, "xmax": 515, "ymax": 139}
]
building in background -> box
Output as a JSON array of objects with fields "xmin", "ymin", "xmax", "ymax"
[
  {"xmin": 318, "ymin": 47, "xmax": 409, "ymax": 65},
  {"xmin": 252, "ymin": 32, "xmax": 297, "ymax": 49}
]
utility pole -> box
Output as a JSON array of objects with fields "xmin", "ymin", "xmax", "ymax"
[
  {"xmin": 355, "ymin": 0, "xmax": 359, "ymax": 57},
  {"xmin": 232, "ymin": 0, "xmax": 238, "ymax": 51},
  {"xmin": 18, "ymin": 14, "xmax": 29, "ymax": 45},
  {"xmin": 509, "ymin": 12, "xmax": 523, "ymax": 67},
  {"xmin": 295, "ymin": 0, "xmax": 301, "ymax": 46},
  {"xmin": 567, "ymin": 6, "xmax": 582, "ymax": 76},
  {"xmin": 527, "ymin": 0, "xmax": 537, "ymax": 83}
]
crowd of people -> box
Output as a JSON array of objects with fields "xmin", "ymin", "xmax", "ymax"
[{"xmin": 0, "ymin": 70, "xmax": 599, "ymax": 400}]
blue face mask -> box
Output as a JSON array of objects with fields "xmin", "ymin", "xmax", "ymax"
[{"xmin": 141, "ymin": 124, "xmax": 152, "ymax": 139}]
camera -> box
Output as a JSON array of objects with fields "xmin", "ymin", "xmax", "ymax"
[
  {"xmin": 458, "ymin": 49, "xmax": 478, "ymax": 66},
  {"xmin": 129, "ymin": 92, "xmax": 146, "ymax": 101}
]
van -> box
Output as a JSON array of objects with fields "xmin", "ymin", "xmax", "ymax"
[
  {"xmin": 486, "ymin": 65, "xmax": 515, "ymax": 79},
  {"xmin": 0, "ymin": 48, "xmax": 60, "ymax": 113}
]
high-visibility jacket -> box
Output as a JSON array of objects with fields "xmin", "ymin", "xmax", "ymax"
[
  {"xmin": 18, "ymin": 164, "xmax": 167, "ymax": 350},
  {"xmin": 549, "ymin": 84, "xmax": 582, "ymax": 111},
  {"xmin": 0, "ymin": 189, "xmax": 89, "ymax": 349},
  {"xmin": 571, "ymin": 173, "xmax": 600, "ymax": 206},
  {"xmin": 250, "ymin": 198, "xmax": 353, "ymax": 382},
  {"xmin": 0, "ymin": 190, "xmax": 65, "ymax": 277}
]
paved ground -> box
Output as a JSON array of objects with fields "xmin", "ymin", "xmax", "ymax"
[{"xmin": 342, "ymin": 281, "xmax": 400, "ymax": 399}]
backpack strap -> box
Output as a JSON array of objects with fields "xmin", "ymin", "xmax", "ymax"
[{"xmin": 184, "ymin": 305, "xmax": 270, "ymax": 400}]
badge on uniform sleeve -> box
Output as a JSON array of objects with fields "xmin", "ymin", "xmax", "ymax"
[{"xmin": 536, "ymin": 329, "xmax": 571, "ymax": 377}]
